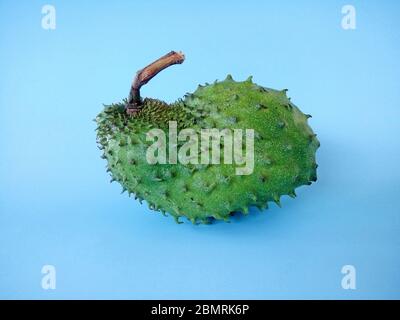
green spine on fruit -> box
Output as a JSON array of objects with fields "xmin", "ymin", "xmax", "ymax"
[{"xmin": 95, "ymin": 51, "xmax": 319, "ymax": 224}]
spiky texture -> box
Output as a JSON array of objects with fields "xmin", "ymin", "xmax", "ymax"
[{"xmin": 95, "ymin": 76, "xmax": 319, "ymax": 224}]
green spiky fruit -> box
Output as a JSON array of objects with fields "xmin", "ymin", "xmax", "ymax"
[{"xmin": 96, "ymin": 75, "xmax": 319, "ymax": 224}]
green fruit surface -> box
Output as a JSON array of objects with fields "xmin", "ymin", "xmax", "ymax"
[{"xmin": 95, "ymin": 76, "xmax": 319, "ymax": 223}]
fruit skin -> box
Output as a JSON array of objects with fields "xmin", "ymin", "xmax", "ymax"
[{"xmin": 96, "ymin": 75, "xmax": 319, "ymax": 224}]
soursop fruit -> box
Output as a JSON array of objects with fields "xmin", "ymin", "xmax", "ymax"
[{"xmin": 95, "ymin": 51, "xmax": 319, "ymax": 224}]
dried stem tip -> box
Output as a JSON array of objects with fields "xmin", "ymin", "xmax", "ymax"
[{"xmin": 126, "ymin": 51, "xmax": 185, "ymax": 115}]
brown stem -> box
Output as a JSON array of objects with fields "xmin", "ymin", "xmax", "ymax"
[{"xmin": 126, "ymin": 51, "xmax": 185, "ymax": 115}]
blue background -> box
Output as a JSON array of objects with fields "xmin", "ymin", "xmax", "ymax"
[{"xmin": 1, "ymin": 0, "xmax": 399, "ymax": 299}]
